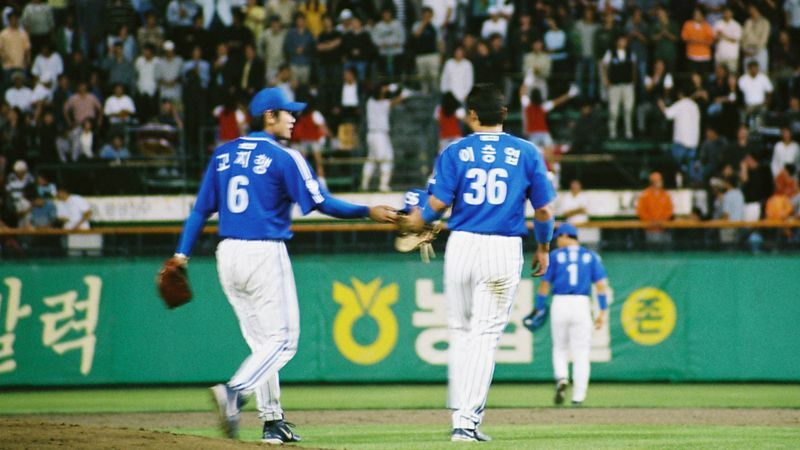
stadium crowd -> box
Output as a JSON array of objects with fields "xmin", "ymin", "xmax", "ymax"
[{"xmin": 0, "ymin": 0, "xmax": 799, "ymax": 242}]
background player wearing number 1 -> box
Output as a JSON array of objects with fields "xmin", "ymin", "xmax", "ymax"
[
  {"xmin": 402, "ymin": 84, "xmax": 556, "ymax": 442},
  {"xmin": 171, "ymin": 88, "xmax": 396, "ymax": 444},
  {"xmin": 536, "ymin": 223, "xmax": 609, "ymax": 406}
]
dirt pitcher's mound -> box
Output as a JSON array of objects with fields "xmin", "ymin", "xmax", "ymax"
[{"xmin": 0, "ymin": 419, "xmax": 266, "ymax": 450}]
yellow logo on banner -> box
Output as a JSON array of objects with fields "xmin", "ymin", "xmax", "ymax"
[
  {"xmin": 621, "ymin": 287, "xmax": 676, "ymax": 346},
  {"xmin": 333, "ymin": 278, "xmax": 398, "ymax": 365}
]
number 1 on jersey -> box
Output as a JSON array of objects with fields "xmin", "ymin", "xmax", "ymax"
[{"xmin": 567, "ymin": 263, "xmax": 578, "ymax": 286}]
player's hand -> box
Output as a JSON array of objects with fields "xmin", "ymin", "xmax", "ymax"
[
  {"xmin": 594, "ymin": 310, "xmax": 608, "ymax": 330},
  {"xmin": 398, "ymin": 207, "xmax": 426, "ymax": 233},
  {"xmin": 369, "ymin": 205, "xmax": 398, "ymax": 224},
  {"xmin": 531, "ymin": 245, "xmax": 549, "ymax": 277}
]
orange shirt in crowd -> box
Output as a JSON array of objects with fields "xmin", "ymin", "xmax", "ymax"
[
  {"xmin": 774, "ymin": 170, "xmax": 799, "ymax": 197},
  {"xmin": 765, "ymin": 194, "xmax": 793, "ymax": 220},
  {"xmin": 681, "ymin": 20, "xmax": 714, "ymax": 61},
  {"xmin": 637, "ymin": 188, "xmax": 674, "ymax": 222}
]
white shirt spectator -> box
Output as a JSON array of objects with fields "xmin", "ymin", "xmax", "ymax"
[
  {"xmin": 104, "ymin": 94, "xmax": 137, "ymax": 117},
  {"xmin": 664, "ymin": 97, "xmax": 700, "ymax": 148},
  {"xmin": 713, "ymin": 18, "xmax": 742, "ymax": 62},
  {"xmin": 481, "ymin": 16, "xmax": 508, "ymax": 39},
  {"xmin": 341, "ymin": 82, "xmax": 359, "ymax": 107},
  {"xmin": 644, "ymin": 73, "xmax": 674, "ymax": 91},
  {"xmin": 557, "ymin": 191, "xmax": 590, "ymax": 224},
  {"xmin": 366, "ymin": 98, "xmax": 391, "ymax": 132},
  {"xmin": 738, "ymin": 72, "xmax": 773, "ymax": 107},
  {"xmin": 5, "ymin": 86, "xmax": 33, "ymax": 112},
  {"xmin": 31, "ymin": 52, "xmax": 63, "ymax": 83},
  {"xmin": 785, "ymin": 0, "xmax": 800, "ymax": 29},
  {"xmin": 31, "ymin": 82, "xmax": 53, "ymax": 103},
  {"xmin": 440, "ymin": 57, "xmax": 474, "ymax": 103},
  {"xmin": 771, "ymin": 140, "xmax": 800, "ymax": 177},
  {"xmin": 56, "ymin": 193, "xmax": 91, "ymax": 230},
  {"xmin": 422, "ymin": 0, "xmax": 456, "ymax": 29},
  {"xmin": 135, "ymin": 56, "xmax": 160, "ymax": 96}
]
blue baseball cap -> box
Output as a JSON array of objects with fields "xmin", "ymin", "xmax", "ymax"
[
  {"xmin": 400, "ymin": 188, "xmax": 428, "ymax": 214},
  {"xmin": 249, "ymin": 88, "xmax": 307, "ymax": 117},
  {"xmin": 554, "ymin": 223, "xmax": 578, "ymax": 239}
]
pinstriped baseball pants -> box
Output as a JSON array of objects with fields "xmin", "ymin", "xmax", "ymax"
[
  {"xmin": 216, "ymin": 239, "xmax": 300, "ymax": 422},
  {"xmin": 445, "ymin": 231, "xmax": 524, "ymax": 429}
]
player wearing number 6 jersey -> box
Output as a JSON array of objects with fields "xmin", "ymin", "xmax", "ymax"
[
  {"xmin": 535, "ymin": 223, "xmax": 609, "ymax": 406},
  {"xmin": 401, "ymin": 84, "xmax": 556, "ymax": 442},
  {"xmin": 172, "ymin": 88, "xmax": 396, "ymax": 444}
]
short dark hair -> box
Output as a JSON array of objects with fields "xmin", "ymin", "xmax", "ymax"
[{"xmin": 466, "ymin": 84, "xmax": 507, "ymax": 126}]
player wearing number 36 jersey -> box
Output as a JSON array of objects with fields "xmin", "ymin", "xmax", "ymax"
[
  {"xmin": 401, "ymin": 84, "xmax": 556, "ymax": 442},
  {"xmin": 172, "ymin": 88, "xmax": 396, "ymax": 444}
]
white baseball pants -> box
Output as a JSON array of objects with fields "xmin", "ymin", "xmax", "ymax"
[
  {"xmin": 550, "ymin": 295, "xmax": 592, "ymax": 402},
  {"xmin": 216, "ymin": 239, "xmax": 300, "ymax": 421},
  {"xmin": 445, "ymin": 231, "xmax": 523, "ymax": 429},
  {"xmin": 361, "ymin": 131, "xmax": 394, "ymax": 191}
]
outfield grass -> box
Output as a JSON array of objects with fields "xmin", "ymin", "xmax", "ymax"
[
  {"xmin": 1, "ymin": 383, "xmax": 798, "ymax": 414},
  {"xmin": 173, "ymin": 424, "xmax": 800, "ymax": 449}
]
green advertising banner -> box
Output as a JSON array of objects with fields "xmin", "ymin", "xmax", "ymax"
[{"xmin": 1, "ymin": 253, "xmax": 798, "ymax": 386}]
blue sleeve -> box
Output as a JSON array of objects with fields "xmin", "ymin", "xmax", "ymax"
[
  {"xmin": 542, "ymin": 250, "xmax": 557, "ymax": 283},
  {"xmin": 591, "ymin": 252, "xmax": 608, "ymax": 283},
  {"xmin": 282, "ymin": 152, "xmax": 325, "ymax": 215},
  {"xmin": 176, "ymin": 162, "xmax": 218, "ymax": 255},
  {"xmin": 430, "ymin": 148, "xmax": 458, "ymax": 205},
  {"xmin": 527, "ymin": 149, "xmax": 556, "ymax": 209},
  {"xmin": 318, "ymin": 194, "xmax": 369, "ymax": 219}
]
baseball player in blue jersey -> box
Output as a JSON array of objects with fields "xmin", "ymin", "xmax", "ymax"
[
  {"xmin": 401, "ymin": 84, "xmax": 556, "ymax": 442},
  {"xmin": 531, "ymin": 223, "xmax": 609, "ymax": 406},
  {"xmin": 172, "ymin": 88, "xmax": 396, "ymax": 444}
]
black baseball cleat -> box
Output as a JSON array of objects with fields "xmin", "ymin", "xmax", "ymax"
[
  {"xmin": 554, "ymin": 379, "xmax": 568, "ymax": 405},
  {"xmin": 451, "ymin": 428, "xmax": 492, "ymax": 442},
  {"xmin": 210, "ymin": 384, "xmax": 244, "ymax": 439},
  {"xmin": 262, "ymin": 420, "xmax": 302, "ymax": 444}
]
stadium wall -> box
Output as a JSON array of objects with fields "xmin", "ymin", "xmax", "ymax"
[{"xmin": 1, "ymin": 253, "xmax": 798, "ymax": 386}]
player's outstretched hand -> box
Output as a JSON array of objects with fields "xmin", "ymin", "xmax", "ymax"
[
  {"xmin": 369, "ymin": 205, "xmax": 398, "ymax": 223},
  {"xmin": 531, "ymin": 246, "xmax": 549, "ymax": 277},
  {"xmin": 397, "ymin": 206, "xmax": 426, "ymax": 233}
]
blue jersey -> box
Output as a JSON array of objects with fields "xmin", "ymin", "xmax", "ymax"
[
  {"xmin": 429, "ymin": 132, "xmax": 555, "ymax": 236},
  {"xmin": 192, "ymin": 131, "xmax": 325, "ymax": 241},
  {"xmin": 543, "ymin": 245, "xmax": 607, "ymax": 296}
]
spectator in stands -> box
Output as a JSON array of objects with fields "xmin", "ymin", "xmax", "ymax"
[
  {"xmin": 361, "ymin": 83, "xmax": 406, "ymax": 192},
  {"xmin": 222, "ymin": 9, "xmax": 254, "ymax": 61},
  {"xmin": 177, "ymin": 12, "xmax": 212, "ymax": 60},
  {"xmin": 570, "ymin": 99, "xmax": 603, "ymax": 153},
  {"xmin": 167, "ymin": 0, "xmax": 199, "ymax": 29},
  {"xmin": 543, "ymin": 17, "xmax": 569, "ymax": 96},
  {"xmin": 0, "ymin": 11, "xmax": 31, "ymax": 84},
  {"xmin": 64, "ymin": 81, "xmax": 103, "ymax": 129},
  {"xmin": 182, "ymin": 45, "xmax": 211, "ymax": 90},
  {"xmin": 775, "ymin": 163, "xmax": 799, "ymax": 198},
  {"xmin": 108, "ymin": 24, "xmax": 138, "ymax": 63},
  {"xmin": 625, "ymin": 7, "xmax": 649, "ymax": 91},
  {"xmin": 523, "ymin": 39, "xmax": 551, "ymax": 102},
  {"xmin": 637, "ymin": 172, "xmax": 673, "ymax": 243},
  {"xmin": 601, "ymin": 35, "xmax": 636, "ymax": 140},
  {"xmin": 31, "ymin": 43, "xmax": 63, "ymax": 88},
  {"xmin": 55, "ymin": 12, "xmax": 81, "ymax": 57},
  {"xmin": 659, "ymin": 85, "xmax": 701, "ymax": 186},
  {"xmin": 440, "ymin": 45, "xmax": 473, "ymax": 104},
  {"xmin": 471, "ymin": 40, "xmax": 494, "ymax": 86},
  {"xmin": 213, "ymin": 91, "xmax": 246, "ymax": 146},
  {"xmin": 55, "ymin": 185, "xmax": 91, "ymax": 231},
  {"xmin": 138, "ymin": 10, "xmax": 165, "ymax": 51},
  {"xmin": 481, "ymin": 6, "xmax": 508, "ymax": 40},
  {"xmin": 260, "ymin": 14, "xmax": 287, "ymax": 84},
  {"xmin": 156, "ymin": 41, "xmax": 184, "ymax": 108},
  {"xmin": 31, "ymin": 76, "xmax": 54, "ymax": 121},
  {"xmin": 274, "ymin": 64, "xmax": 297, "ymax": 101},
  {"xmin": 99, "ymin": 134, "xmax": 131, "ymax": 161},
  {"xmin": 719, "ymin": 175, "xmax": 745, "ymax": 221},
  {"xmin": 681, "ymin": 7, "xmax": 715, "ymax": 76},
  {"xmin": 6, "ymin": 160, "xmax": 34, "ymax": 215},
  {"xmin": 651, "ymin": 5, "xmax": 679, "ymax": 72},
  {"xmin": 5, "ymin": 72, "xmax": 33, "ymax": 113},
  {"xmin": 102, "ymin": 42, "xmax": 135, "ymax": 94},
  {"xmin": 371, "ymin": 7, "xmax": 405, "ymax": 80},
  {"xmin": 70, "ymin": 119, "xmax": 97, "ymax": 161},
  {"xmin": 739, "ymin": 152, "xmax": 773, "ymax": 221},
  {"xmin": 688, "ymin": 71, "xmax": 710, "ymax": 120},
  {"xmin": 434, "ymin": 92, "xmax": 464, "ymax": 152},
  {"xmin": 156, "ymin": 99, "xmax": 184, "ymax": 129},
  {"xmin": 37, "ymin": 111, "xmax": 59, "ymax": 165},
  {"xmin": 292, "ymin": 97, "xmax": 329, "ymax": 188},
  {"xmin": 21, "ymin": 0, "xmax": 54, "ymax": 55},
  {"xmin": 267, "ymin": 0, "xmax": 297, "ymax": 27},
  {"xmin": 738, "ymin": 60, "xmax": 773, "ymax": 125},
  {"xmin": 135, "ymin": 44, "xmax": 160, "ymax": 123},
  {"xmin": 787, "ymin": 97, "xmax": 800, "ymax": 134},
  {"xmin": 742, "ymin": 5, "xmax": 770, "ymax": 72},
  {"xmin": 508, "ymin": 13, "xmax": 535, "ymax": 76},
  {"xmin": 315, "ymin": 14, "xmax": 343, "ymax": 109},
  {"xmin": 558, "ymin": 179, "xmax": 589, "ymax": 224},
  {"xmin": 488, "ymin": 35, "xmax": 511, "ymax": 90},
  {"xmin": 210, "ymin": 43, "xmax": 236, "ymax": 107},
  {"xmin": 411, "ymin": 7, "xmax": 439, "ymax": 94},
  {"xmin": 341, "ymin": 15, "xmax": 374, "ymax": 83},
  {"xmin": 713, "ymin": 7, "xmax": 742, "ymax": 73},
  {"xmin": 519, "ymin": 84, "xmax": 577, "ymax": 152},
  {"xmin": 22, "ymin": 190, "xmax": 57, "ymax": 230},
  {"xmin": 243, "ymin": 0, "xmax": 267, "ymax": 43},
  {"xmin": 772, "ymin": 33, "xmax": 799, "ymax": 109},
  {"xmin": 637, "ymin": 58, "xmax": 673, "ymax": 138},
  {"xmin": 573, "ymin": 9, "xmax": 598, "ymax": 101},
  {"xmin": 771, "ymin": 126, "xmax": 800, "ymax": 177},
  {"xmin": 332, "ymin": 67, "xmax": 360, "ymax": 149},
  {"xmin": 237, "ymin": 43, "xmax": 264, "ymax": 98},
  {"xmin": 699, "ymin": 126, "xmax": 729, "ymax": 182},
  {"xmin": 104, "ymin": 83, "xmax": 136, "ymax": 127},
  {"xmin": 35, "ymin": 173, "xmax": 56, "ymax": 199},
  {"xmin": 65, "ymin": 50, "xmax": 91, "ymax": 85}
]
